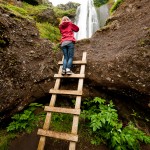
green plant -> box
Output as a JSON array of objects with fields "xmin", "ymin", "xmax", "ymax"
[
  {"xmin": 52, "ymin": 43, "xmax": 61, "ymax": 52},
  {"xmin": 22, "ymin": 2, "xmax": 50, "ymax": 16},
  {"xmin": 7, "ymin": 103, "xmax": 45, "ymax": 133},
  {"xmin": 0, "ymin": 130, "xmax": 16, "ymax": 150},
  {"xmin": 0, "ymin": 3, "xmax": 33, "ymax": 20},
  {"xmin": 93, "ymin": 0, "xmax": 109, "ymax": 7},
  {"xmin": 36, "ymin": 22, "xmax": 61, "ymax": 43},
  {"xmin": 110, "ymin": 0, "xmax": 124, "ymax": 13},
  {"xmin": 139, "ymin": 39, "xmax": 150, "ymax": 47},
  {"xmin": 54, "ymin": 7, "xmax": 76, "ymax": 18},
  {"xmin": 0, "ymin": 39, "xmax": 6, "ymax": 44},
  {"xmin": 51, "ymin": 113, "xmax": 72, "ymax": 132},
  {"xmin": 5, "ymin": 4, "xmax": 27, "ymax": 15},
  {"xmin": 0, "ymin": 2, "xmax": 61, "ymax": 43},
  {"xmin": 81, "ymin": 97, "xmax": 150, "ymax": 149}
]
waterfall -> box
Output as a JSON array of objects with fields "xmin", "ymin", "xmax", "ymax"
[
  {"xmin": 96, "ymin": 4, "xmax": 109, "ymax": 28},
  {"xmin": 74, "ymin": 0, "xmax": 89, "ymax": 40},
  {"xmin": 74, "ymin": 0, "xmax": 109, "ymax": 40}
]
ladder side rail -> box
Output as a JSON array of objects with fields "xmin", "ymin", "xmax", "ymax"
[
  {"xmin": 69, "ymin": 52, "xmax": 87, "ymax": 150},
  {"xmin": 44, "ymin": 66, "xmax": 63, "ymax": 128},
  {"xmin": 37, "ymin": 60, "xmax": 63, "ymax": 150}
]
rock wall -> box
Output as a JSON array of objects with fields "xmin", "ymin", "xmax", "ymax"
[
  {"xmin": 0, "ymin": 6, "xmax": 57, "ymax": 123},
  {"xmin": 74, "ymin": 0, "xmax": 150, "ymax": 110},
  {"xmin": 0, "ymin": 0, "xmax": 150, "ymax": 124}
]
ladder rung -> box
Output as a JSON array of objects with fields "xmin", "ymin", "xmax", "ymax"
[
  {"xmin": 37, "ymin": 129, "xmax": 78, "ymax": 142},
  {"xmin": 54, "ymin": 74, "xmax": 85, "ymax": 78},
  {"xmin": 49, "ymin": 89, "xmax": 82, "ymax": 96},
  {"xmin": 58, "ymin": 60, "xmax": 87, "ymax": 65},
  {"xmin": 44, "ymin": 106, "xmax": 81, "ymax": 115}
]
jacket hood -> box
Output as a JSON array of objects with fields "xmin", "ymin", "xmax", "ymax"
[{"xmin": 59, "ymin": 22, "xmax": 71, "ymax": 29}]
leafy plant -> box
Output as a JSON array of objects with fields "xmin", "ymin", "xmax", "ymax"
[
  {"xmin": 7, "ymin": 103, "xmax": 45, "ymax": 133},
  {"xmin": 110, "ymin": 0, "xmax": 124, "ymax": 13},
  {"xmin": 36, "ymin": 22, "xmax": 61, "ymax": 43},
  {"xmin": 81, "ymin": 97, "xmax": 150, "ymax": 149}
]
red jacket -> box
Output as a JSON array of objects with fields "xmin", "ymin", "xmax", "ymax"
[{"xmin": 59, "ymin": 21, "xmax": 79, "ymax": 43}]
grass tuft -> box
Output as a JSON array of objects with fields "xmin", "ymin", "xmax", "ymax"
[
  {"xmin": 110, "ymin": 0, "xmax": 124, "ymax": 13},
  {"xmin": 36, "ymin": 22, "xmax": 61, "ymax": 43}
]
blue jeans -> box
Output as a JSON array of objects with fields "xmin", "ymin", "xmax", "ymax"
[{"xmin": 61, "ymin": 42, "xmax": 74, "ymax": 70}]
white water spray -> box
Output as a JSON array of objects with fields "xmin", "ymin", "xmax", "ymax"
[{"xmin": 74, "ymin": 0, "xmax": 109, "ymax": 40}]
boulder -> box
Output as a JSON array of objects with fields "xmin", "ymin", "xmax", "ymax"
[
  {"xmin": 57, "ymin": 2, "xmax": 80, "ymax": 10},
  {"xmin": 36, "ymin": 8, "xmax": 59, "ymax": 26},
  {"xmin": 56, "ymin": 2, "xmax": 80, "ymax": 21},
  {"xmin": 0, "ymin": 6, "xmax": 57, "ymax": 123},
  {"xmin": 74, "ymin": 0, "xmax": 150, "ymax": 110}
]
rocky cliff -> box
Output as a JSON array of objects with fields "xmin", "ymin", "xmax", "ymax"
[
  {"xmin": 0, "ymin": 0, "xmax": 150, "ymax": 126},
  {"xmin": 75, "ymin": 0, "xmax": 150, "ymax": 103},
  {"xmin": 0, "ymin": 5, "xmax": 57, "ymax": 123},
  {"xmin": 74, "ymin": 0, "xmax": 150, "ymax": 123}
]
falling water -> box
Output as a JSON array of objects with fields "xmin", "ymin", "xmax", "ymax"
[
  {"xmin": 74, "ymin": 0, "xmax": 109, "ymax": 40},
  {"xmin": 96, "ymin": 4, "xmax": 109, "ymax": 28},
  {"xmin": 74, "ymin": 0, "xmax": 89, "ymax": 40}
]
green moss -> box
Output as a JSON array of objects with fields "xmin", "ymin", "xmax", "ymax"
[
  {"xmin": 22, "ymin": 2, "xmax": 50, "ymax": 16},
  {"xmin": 51, "ymin": 113, "xmax": 72, "ymax": 132},
  {"xmin": 0, "ymin": 3, "xmax": 32, "ymax": 20},
  {"xmin": 139, "ymin": 39, "xmax": 150, "ymax": 47},
  {"xmin": 0, "ymin": 2, "xmax": 63, "ymax": 44},
  {"xmin": 0, "ymin": 130, "xmax": 16, "ymax": 150},
  {"xmin": 54, "ymin": 7, "xmax": 76, "ymax": 18},
  {"xmin": 6, "ymin": 4, "xmax": 27, "ymax": 15},
  {"xmin": 0, "ymin": 2, "xmax": 51, "ymax": 20},
  {"xmin": 110, "ymin": 0, "xmax": 124, "ymax": 13},
  {"xmin": 36, "ymin": 22, "xmax": 61, "ymax": 43},
  {"xmin": 0, "ymin": 39, "xmax": 6, "ymax": 45},
  {"xmin": 52, "ymin": 43, "xmax": 61, "ymax": 52}
]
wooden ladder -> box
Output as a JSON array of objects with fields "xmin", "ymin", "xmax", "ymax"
[{"xmin": 37, "ymin": 52, "xmax": 87, "ymax": 150}]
